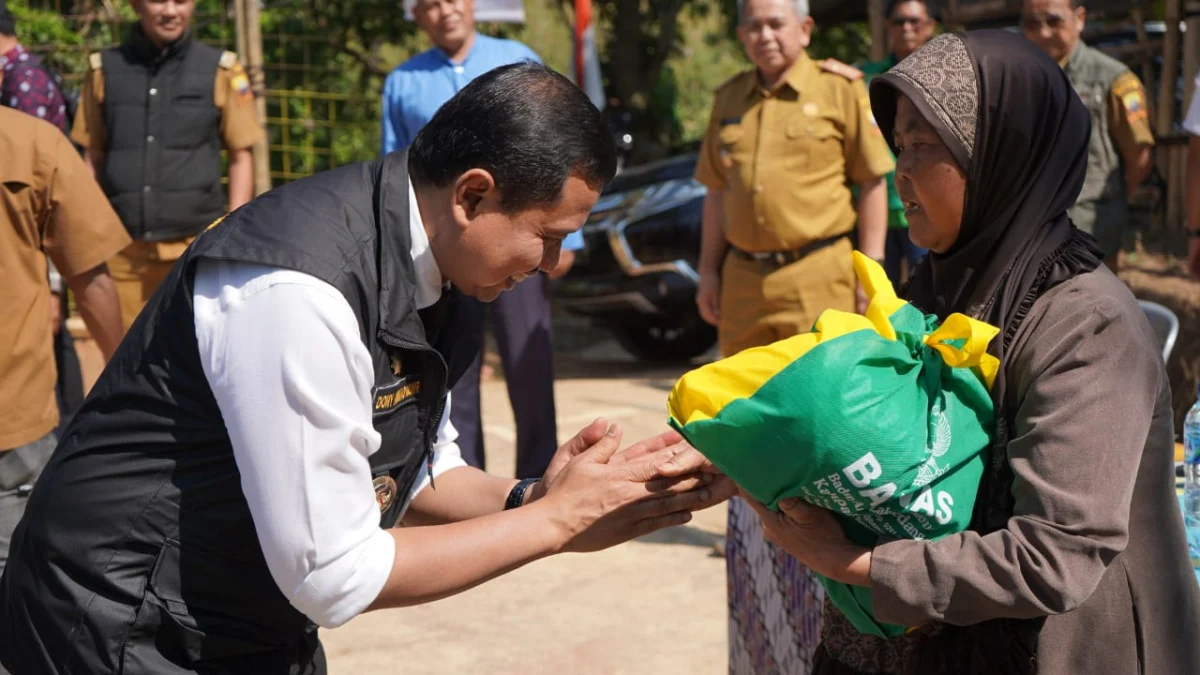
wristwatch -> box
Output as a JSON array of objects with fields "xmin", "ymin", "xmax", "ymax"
[{"xmin": 504, "ymin": 477, "xmax": 541, "ymax": 510}]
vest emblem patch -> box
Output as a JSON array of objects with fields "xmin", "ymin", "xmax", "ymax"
[
  {"xmin": 373, "ymin": 375, "xmax": 420, "ymax": 415},
  {"xmin": 373, "ymin": 475, "xmax": 398, "ymax": 512}
]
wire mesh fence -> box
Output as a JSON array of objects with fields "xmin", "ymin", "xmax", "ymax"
[{"xmin": 14, "ymin": 0, "xmax": 384, "ymax": 186}]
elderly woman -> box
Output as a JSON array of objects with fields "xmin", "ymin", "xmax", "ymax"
[{"xmin": 742, "ymin": 30, "xmax": 1200, "ymax": 673}]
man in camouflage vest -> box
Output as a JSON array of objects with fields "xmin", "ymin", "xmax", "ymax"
[{"xmin": 1022, "ymin": 0, "xmax": 1155, "ymax": 272}]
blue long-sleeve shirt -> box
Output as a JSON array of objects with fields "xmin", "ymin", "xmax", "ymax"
[
  {"xmin": 382, "ymin": 34, "xmax": 540, "ymax": 154},
  {"xmin": 381, "ymin": 33, "xmax": 582, "ymax": 250}
]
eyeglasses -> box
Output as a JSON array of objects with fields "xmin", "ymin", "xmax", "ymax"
[
  {"xmin": 1020, "ymin": 13, "xmax": 1068, "ymax": 30},
  {"xmin": 889, "ymin": 16, "xmax": 927, "ymax": 27}
]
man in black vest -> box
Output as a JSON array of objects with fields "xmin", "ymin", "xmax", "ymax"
[
  {"xmin": 0, "ymin": 62, "xmax": 732, "ymax": 674},
  {"xmin": 71, "ymin": 0, "xmax": 262, "ymax": 330}
]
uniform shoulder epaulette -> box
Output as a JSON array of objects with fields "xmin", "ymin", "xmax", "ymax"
[
  {"xmin": 819, "ymin": 58, "xmax": 864, "ymax": 82},
  {"xmin": 218, "ymin": 50, "xmax": 238, "ymax": 70},
  {"xmin": 89, "ymin": 52, "xmax": 103, "ymax": 71}
]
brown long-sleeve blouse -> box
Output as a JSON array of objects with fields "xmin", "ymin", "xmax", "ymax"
[{"xmin": 867, "ymin": 267, "xmax": 1200, "ymax": 673}]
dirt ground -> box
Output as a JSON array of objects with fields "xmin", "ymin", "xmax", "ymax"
[{"xmin": 1118, "ymin": 246, "xmax": 1200, "ymax": 429}]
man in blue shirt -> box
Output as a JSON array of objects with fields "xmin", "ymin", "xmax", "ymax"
[{"xmin": 382, "ymin": 0, "xmax": 583, "ymax": 478}]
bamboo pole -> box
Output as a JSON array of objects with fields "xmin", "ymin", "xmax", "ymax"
[
  {"xmin": 1132, "ymin": 7, "xmax": 1155, "ymax": 115},
  {"xmin": 245, "ymin": 0, "xmax": 271, "ymax": 195},
  {"xmin": 869, "ymin": 0, "xmax": 887, "ymax": 62},
  {"xmin": 233, "ymin": 0, "xmax": 248, "ymax": 61},
  {"xmin": 1158, "ymin": 0, "xmax": 1182, "ymax": 136},
  {"xmin": 944, "ymin": 0, "xmax": 960, "ymax": 31}
]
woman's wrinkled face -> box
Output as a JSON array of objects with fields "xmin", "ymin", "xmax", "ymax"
[{"xmin": 892, "ymin": 95, "xmax": 967, "ymax": 254}]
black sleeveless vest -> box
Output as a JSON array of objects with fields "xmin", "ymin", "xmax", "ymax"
[
  {"xmin": 0, "ymin": 151, "xmax": 481, "ymax": 674},
  {"xmin": 99, "ymin": 26, "xmax": 226, "ymax": 241}
]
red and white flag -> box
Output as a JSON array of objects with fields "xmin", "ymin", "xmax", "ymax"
[{"xmin": 571, "ymin": 0, "xmax": 606, "ymax": 111}]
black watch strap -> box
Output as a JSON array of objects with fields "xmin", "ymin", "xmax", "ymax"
[{"xmin": 505, "ymin": 478, "xmax": 541, "ymax": 510}]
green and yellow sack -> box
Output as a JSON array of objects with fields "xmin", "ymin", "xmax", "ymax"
[{"xmin": 667, "ymin": 252, "xmax": 999, "ymax": 638}]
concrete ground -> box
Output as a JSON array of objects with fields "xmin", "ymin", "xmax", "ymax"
[{"xmin": 70, "ymin": 310, "xmax": 731, "ymax": 675}]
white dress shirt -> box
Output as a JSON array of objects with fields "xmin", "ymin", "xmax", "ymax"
[{"xmin": 193, "ymin": 178, "xmax": 466, "ymax": 629}]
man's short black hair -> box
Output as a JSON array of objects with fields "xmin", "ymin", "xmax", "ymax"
[
  {"xmin": 407, "ymin": 61, "xmax": 618, "ymax": 212},
  {"xmin": 0, "ymin": 0, "xmax": 16, "ymax": 37},
  {"xmin": 885, "ymin": 0, "xmax": 940, "ymax": 22}
]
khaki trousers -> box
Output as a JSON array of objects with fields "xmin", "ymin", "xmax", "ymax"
[
  {"xmin": 107, "ymin": 238, "xmax": 195, "ymax": 330},
  {"xmin": 718, "ymin": 236, "xmax": 856, "ymax": 357}
]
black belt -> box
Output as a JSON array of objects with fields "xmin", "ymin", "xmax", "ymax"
[{"xmin": 727, "ymin": 232, "xmax": 851, "ymax": 268}]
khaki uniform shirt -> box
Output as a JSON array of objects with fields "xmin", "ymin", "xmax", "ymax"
[
  {"xmin": 70, "ymin": 52, "xmax": 262, "ymax": 153},
  {"xmin": 0, "ymin": 107, "xmax": 131, "ymax": 449},
  {"xmin": 695, "ymin": 53, "xmax": 896, "ymax": 253}
]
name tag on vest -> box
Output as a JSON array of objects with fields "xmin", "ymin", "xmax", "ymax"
[{"xmin": 373, "ymin": 376, "xmax": 421, "ymax": 416}]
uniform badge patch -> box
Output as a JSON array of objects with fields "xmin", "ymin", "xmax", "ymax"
[
  {"xmin": 374, "ymin": 375, "xmax": 421, "ymax": 415},
  {"xmin": 373, "ymin": 475, "xmax": 398, "ymax": 512},
  {"xmin": 231, "ymin": 66, "xmax": 253, "ymax": 101}
]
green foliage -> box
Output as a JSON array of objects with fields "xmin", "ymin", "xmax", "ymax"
[
  {"xmin": 8, "ymin": 0, "xmax": 873, "ymax": 179},
  {"xmin": 668, "ymin": 7, "xmax": 749, "ymax": 144},
  {"xmin": 809, "ymin": 22, "xmax": 871, "ymax": 64}
]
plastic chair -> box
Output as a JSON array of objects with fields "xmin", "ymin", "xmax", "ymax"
[{"xmin": 1139, "ymin": 300, "xmax": 1180, "ymax": 362}]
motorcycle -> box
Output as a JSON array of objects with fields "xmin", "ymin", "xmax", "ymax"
[{"xmin": 553, "ymin": 151, "xmax": 716, "ymax": 364}]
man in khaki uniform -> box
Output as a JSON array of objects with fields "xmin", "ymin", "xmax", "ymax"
[
  {"xmin": 72, "ymin": 0, "xmax": 262, "ymax": 329},
  {"xmin": 1022, "ymin": 0, "xmax": 1155, "ymax": 271},
  {"xmin": 694, "ymin": 0, "xmax": 892, "ymax": 359},
  {"xmin": 0, "ymin": 107, "xmax": 129, "ymax": 583}
]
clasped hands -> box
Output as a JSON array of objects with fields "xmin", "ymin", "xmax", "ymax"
[
  {"xmin": 524, "ymin": 419, "xmax": 736, "ymax": 553},
  {"xmin": 522, "ymin": 420, "xmax": 872, "ymax": 586}
]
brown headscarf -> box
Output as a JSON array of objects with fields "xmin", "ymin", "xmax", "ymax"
[
  {"xmin": 811, "ymin": 31, "xmax": 1106, "ymax": 675},
  {"xmin": 869, "ymin": 30, "xmax": 1104, "ymax": 412}
]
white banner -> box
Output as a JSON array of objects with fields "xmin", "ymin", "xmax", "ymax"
[{"xmin": 404, "ymin": 0, "xmax": 527, "ymax": 22}]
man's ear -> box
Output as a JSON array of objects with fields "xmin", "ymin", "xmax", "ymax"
[
  {"xmin": 799, "ymin": 16, "xmax": 816, "ymax": 46},
  {"xmin": 452, "ymin": 168, "xmax": 497, "ymax": 224}
]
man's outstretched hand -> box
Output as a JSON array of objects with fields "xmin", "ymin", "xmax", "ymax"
[{"xmin": 529, "ymin": 421, "xmax": 733, "ymax": 512}]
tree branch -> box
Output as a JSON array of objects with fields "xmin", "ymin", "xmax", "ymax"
[
  {"xmin": 640, "ymin": 0, "xmax": 687, "ymax": 94},
  {"xmin": 338, "ymin": 41, "xmax": 391, "ymax": 78}
]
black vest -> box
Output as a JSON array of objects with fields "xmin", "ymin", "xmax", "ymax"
[
  {"xmin": 99, "ymin": 27, "xmax": 227, "ymax": 241},
  {"xmin": 0, "ymin": 152, "xmax": 481, "ymax": 674}
]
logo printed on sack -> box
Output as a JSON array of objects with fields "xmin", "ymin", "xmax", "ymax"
[{"xmin": 913, "ymin": 400, "xmax": 952, "ymax": 488}]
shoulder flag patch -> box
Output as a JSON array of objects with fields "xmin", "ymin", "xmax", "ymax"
[
  {"xmin": 1110, "ymin": 71, "xmax": 1143, "ymax": 98},
  {"xmin": 230, "ymin": 65, "xmax": 253, "ymax": 100}
]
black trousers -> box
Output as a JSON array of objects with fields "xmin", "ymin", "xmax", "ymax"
[
  {"xmin": 54, "ymin": 295, "xmax": 85, "ymax": 437},
  {"xmin": 449, "ymin": 274, "xmax": 559, "ymax": 479}
]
